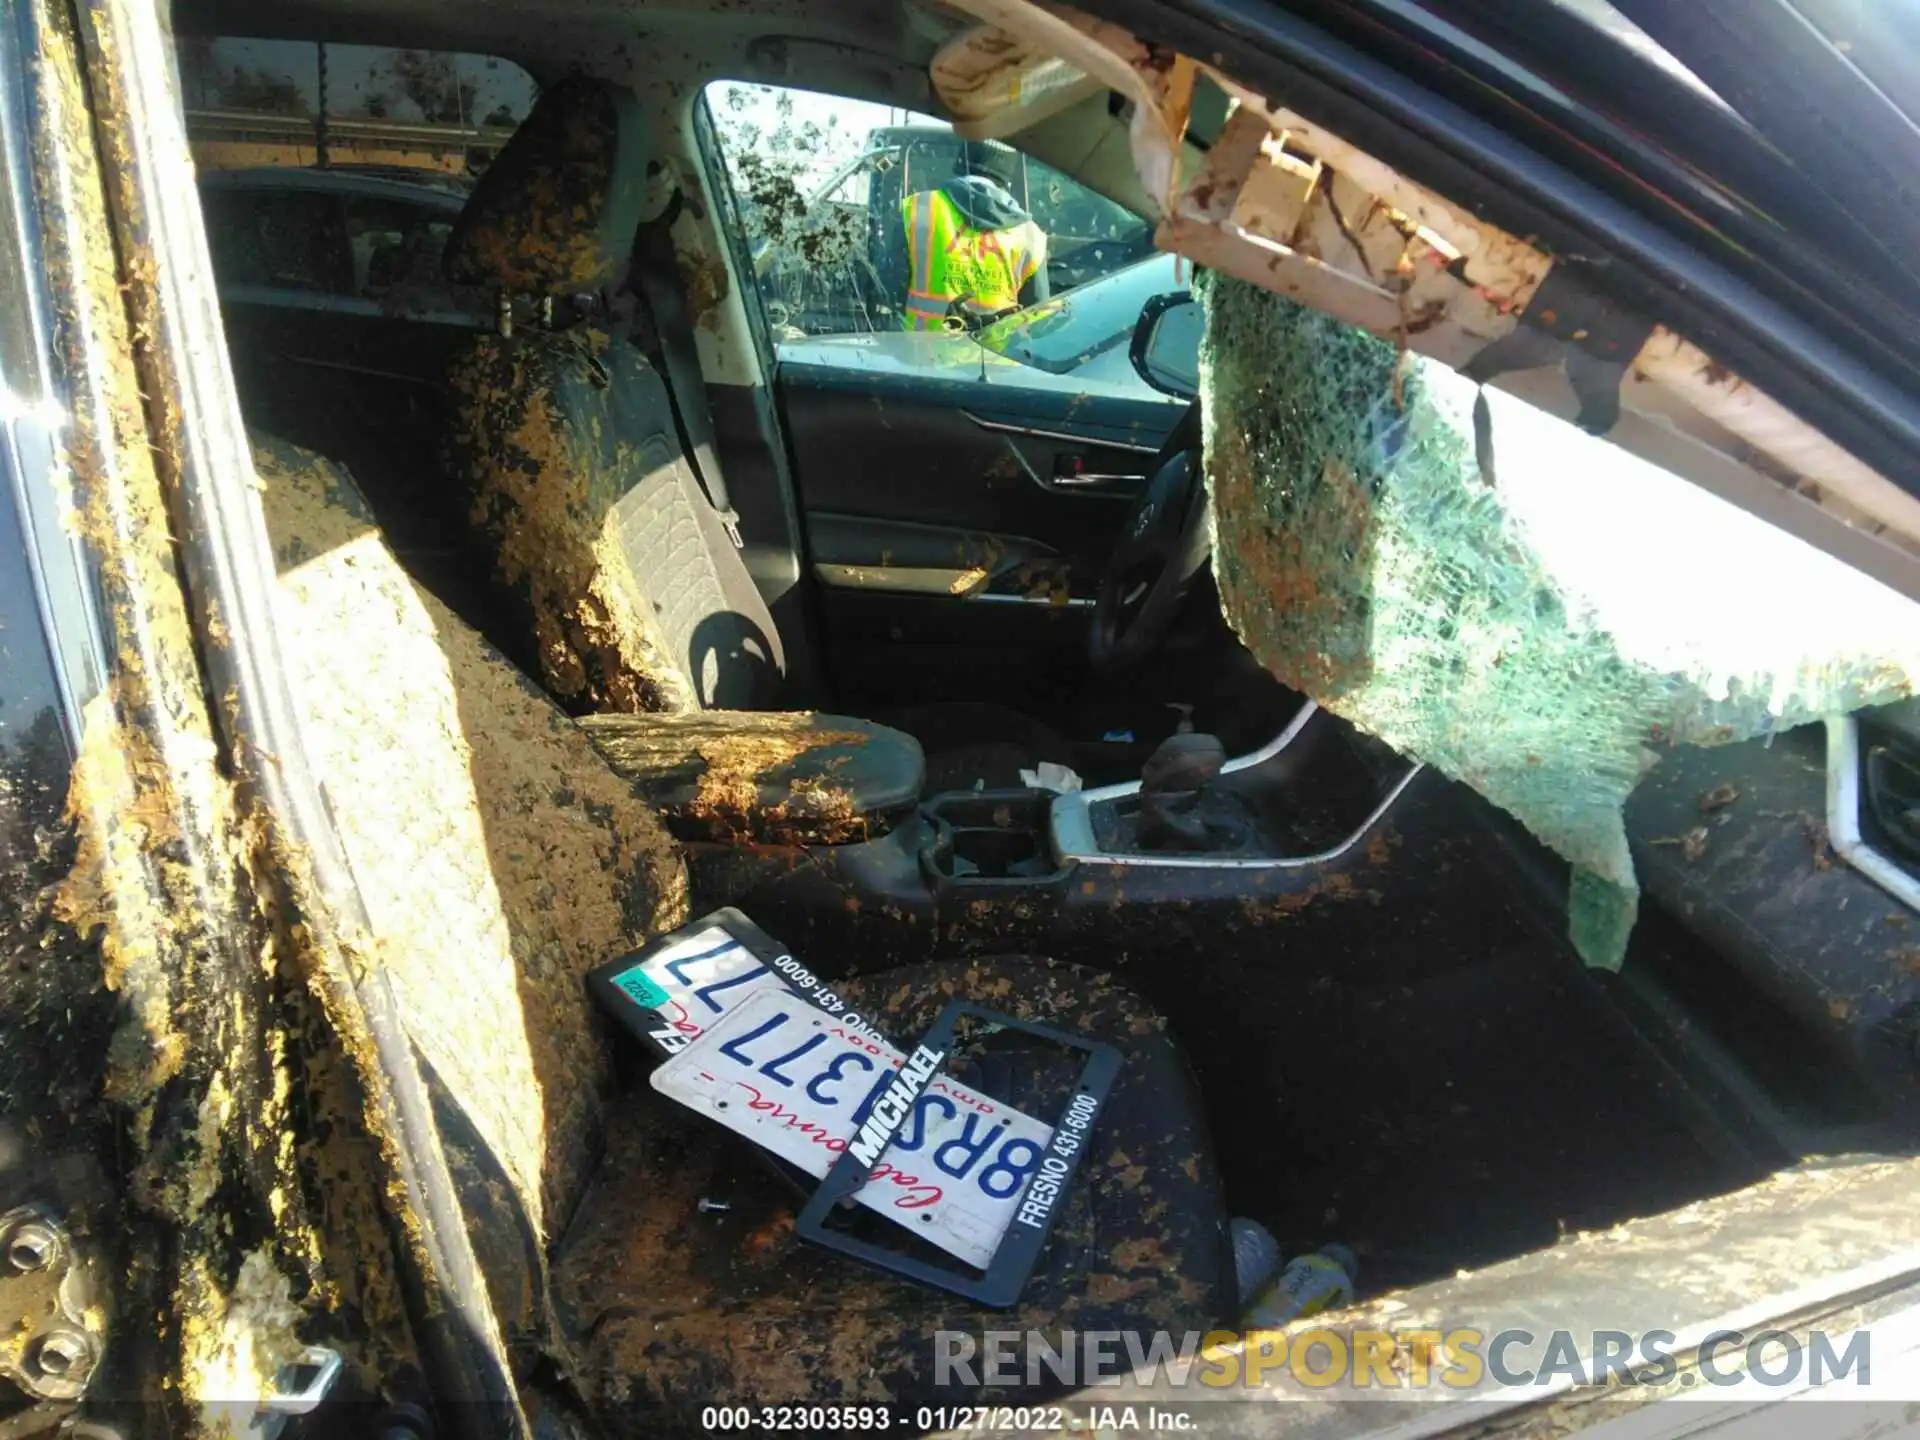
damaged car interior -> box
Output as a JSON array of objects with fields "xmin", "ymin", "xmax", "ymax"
[{"xmin": 7, "ymin": 0, "xmax": 1920, "ymax": 1434}]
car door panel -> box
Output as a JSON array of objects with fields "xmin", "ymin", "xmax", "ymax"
[
  {"xmin": 776, "ymin": 357, "xmax": 1177, "ymax": 594},
  {"xmin": 707, "ymin": 83, "xmax": 1189, "ymax": 710},
  {"xmin": 775, "ymin": 356, "xmax": 1182, "ymax": 712},
  {"xmin": 807, "ymin": 585, "xmax": 1096, "ymax": 712},
  {"xmin": 806, "ymin": 512, "xmax": 1064, "ymax": 597}
]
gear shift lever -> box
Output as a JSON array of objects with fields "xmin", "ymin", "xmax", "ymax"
[{"xmin": 1138, "ymin": 732, "xmax": 1228, "ymax": 851}]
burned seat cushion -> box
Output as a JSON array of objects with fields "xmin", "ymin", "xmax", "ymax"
[
  {"xmin": 579, "ymin": 710, "xmax": 925, "ymax": 844},
  {"xmin": 551, "ymin": 957, "xmax": 1233, "ymax": 1434},
  {"xmin": 251, "ymin": 431, "xmax": 689, "ymax": 1268}
]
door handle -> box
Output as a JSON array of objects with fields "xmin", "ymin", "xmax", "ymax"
[{"xmin": 1052, "ymin": 453, "xmax": 1144, "ymax": 488}]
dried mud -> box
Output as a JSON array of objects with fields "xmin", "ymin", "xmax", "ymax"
[
  {"xmin": 553, "ymin": 957, "xmax": 1232, "ymax": 1436},
  {"xmin": 254, "ymin": 434, "xmax": 689, "ymax": 1247},
  {"xmin": 582, "ymin": 711, "xmax": 881, "ymax": 845},
  {"xmin": 448, "ymin": 330, "xmax": 702, "ymax": 716}
]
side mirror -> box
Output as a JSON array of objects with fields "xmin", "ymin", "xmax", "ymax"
[{"xmin": 1129, "ymin": 291, "xmax": 1203, "ymax": 400}]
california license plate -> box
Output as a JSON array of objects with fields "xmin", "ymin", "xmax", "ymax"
[
  {"xmin": 592, "ymin": 914, "xmax": 889, "ymax": 1056},
  {"xmin": 649, "ymin": 988, "xmax": 1056, "ymax": 1268}
]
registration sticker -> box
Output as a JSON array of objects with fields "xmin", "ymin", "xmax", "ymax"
[
  {"xmin": 589, "ymin": 908, "xmax": 886, "ymax": 1058},
  {"xmin": 649, "ymin": 989, "xmax": 1055, "ymax": 1268}
]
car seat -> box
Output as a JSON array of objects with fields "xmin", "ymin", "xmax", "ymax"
[
  {"xmin": 439, "ymin": 77, "xmax": 1071, "ymax": 811},
  {"xmin": 253, "ymin": 437, "xmax": 1233, "ymax": 1431}
]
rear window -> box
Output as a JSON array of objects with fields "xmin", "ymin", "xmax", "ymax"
[
  {"xmin": 181, "ymin": 39, "xmax": 529, "ymax": 314},
  {"xmin": 342, "ymin": 194, "xmax": 458, "ymax": 298},
  {"xmin": 178, "ymin": 40, "xmax": 536, "ymax": 178},
  {"xmin": 201, "ymin": 187, "xmax": 350, "ymax": 294}
]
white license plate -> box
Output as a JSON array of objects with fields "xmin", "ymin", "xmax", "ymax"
[
  {"xmin": 650, "ymin": 988, "xmax": 1055, "ymax": 1268},
  {"xmin": 605, "ymin": 927, "xmax": 790, "ymax": 1053},
  {"xmin": 605, "ymin": 926, "xmax": 890, "ymax": 1053}
]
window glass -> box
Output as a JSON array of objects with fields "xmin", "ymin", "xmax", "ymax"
[
  {"xmin": 340, "ymin": 194, "xmax": 476, "ymax": 312},
  {"xmin": 819, "ymin": 157, "xmax": 871, "ymax": 209},
  {"xmin": 201, "ymin": 188, "xmax": 350, "ymax": 294},
  {"xmin": 1022, "ymin": 155, "xmax": 1151, "ymax": 292},
  {"xmin": 183, "ymin": 38, "xmax": 530, "ymax": 316},
  {"xmin": 1198, "ymin": 268, "xmax": 1920, "ymax": 967},
  {"xmin": 178, "ymin": 40, "xmax": 536, "ymax": 178},
  {"xmin": 976, "ymin": 253, "xmax": 1185, "ymax": 375},
  {"xmin": 705, "ymin": 81, "xmax": 1155, "ymax": 342}
]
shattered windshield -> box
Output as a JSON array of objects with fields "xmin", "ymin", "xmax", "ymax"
[
  {"xmin": 706, "ymin": 81, "xmax": 1156, "ymax": 338},
  {"xmin": 1198, "ymin": 271, "xmax": 1920, "ymax": 967},
  {"xmin": 975, "ymin": 252, "xmax": 1184, "ymax": 375}
]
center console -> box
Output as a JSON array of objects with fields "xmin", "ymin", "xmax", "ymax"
[
  {"xmin": 689, "ymin": 698, "xmax": 1429, "ymax": 976},
  {"xmin": 1049, "ymin": 701, "xmax": 1418, "ymax": 870},
  {"xmin": 921, "ymin": 789, "xmax": 1070, "ymax": 889}
]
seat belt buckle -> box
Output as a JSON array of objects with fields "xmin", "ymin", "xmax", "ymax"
[{"xmin": 720, "ymin": 509, "xmax": 744, "ymax": 549}]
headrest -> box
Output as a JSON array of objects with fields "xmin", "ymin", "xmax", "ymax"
[{"xmin": 446, "ymin": 77, "xmax": 647, "ymax": 295}]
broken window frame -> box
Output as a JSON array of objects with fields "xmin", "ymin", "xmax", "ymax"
[{"xmin": 929, "ymin": 0, "xmax": 1920, "ymax": 606}]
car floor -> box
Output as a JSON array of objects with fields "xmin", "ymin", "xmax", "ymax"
[
  {"xmin": 1127, "ymin": 781, "xmax": 1774, "ymax": 1298},
  {"xmin": 1199, "ymin": 944, "xmax": 1766, "ymax": 1296},
  {"xmin": 229, "ymin": 353, "xmax": 1767, "ymax": 1316}
]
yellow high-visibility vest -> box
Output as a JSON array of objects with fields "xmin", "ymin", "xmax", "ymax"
[{"xmin": 900, "ymin": 188, "xmax": 1046, "ymax": 330}]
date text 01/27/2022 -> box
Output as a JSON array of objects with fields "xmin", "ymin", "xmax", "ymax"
[{"xmin": 698, "ymin": 1405, "xmax": 1199, "ymax": 1431}]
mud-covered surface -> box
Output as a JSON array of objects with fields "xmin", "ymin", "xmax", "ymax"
[
  {"xmin": 22, "ymin": 5, "xmax": 374, "ymax": 1420},
  {"xmin": 709, "ymin": 86, "xmax": 885, "ymax": 336},
  {"xmin": 444, "ymin": 76, "xmax": 646, "ymax": 297},
  {"xmin": 1072, "ymin": 778, "xmax": 1760, "ymax": 1296},
  {"xmin": 253, "ymin": 434, "xmax": 689, "ymax": 1257},
  {"xmin": 448, "ymin": 329, "xmax": 705, "ymax": 716},
  {"xmin": 0, "ymin": 745, "xmax": 106, "ymax": 1136},
  {"xmin": 1626, "ymin": 722, "xmax": 1920, "ymax": 1127},
  {"xmin": 551, "ymin": 957, "xmax": 1233, "ymax": 1436},
  {"xmin": 581, "ymin": 710, "xmax": 923, "ymax": 845},
  {"xmin": 699, "ymin": 762, "xmax": 1760, "ymax": 1302}
]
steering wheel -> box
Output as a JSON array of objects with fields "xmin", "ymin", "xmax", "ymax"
[{"xmin": 1090, "ymin": 401, "xmax": 1209, "ymax": 670}]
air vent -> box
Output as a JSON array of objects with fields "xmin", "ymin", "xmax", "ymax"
[
  {"xmin": 1828, "ymin": 703, "xmax": 1920, "ymax": 910},
  {"xmin": 1864, "ymin": 732, "xmax": 1920, "ymax": 871}
]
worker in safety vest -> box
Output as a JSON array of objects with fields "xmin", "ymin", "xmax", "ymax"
[{"xmin": 899, "ymin": 170, "xmax": 1050, "ymax": 330}]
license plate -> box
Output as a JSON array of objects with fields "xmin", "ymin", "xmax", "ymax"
[
  {"xmin": 603, "ymin": 926, "xmax": 787, "ymax": 1054},
  {"xmin": 650, "ymin": 988, "xmax": 1055, "ymax": 1268},
  {"xmin": 593, "ymin": 915, "xmax": 888, "ymax": 1057}
]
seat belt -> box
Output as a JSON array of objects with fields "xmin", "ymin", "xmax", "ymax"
[{"xmin": 631, "ymin": 190, "xmax": 744, "ymax": 549}]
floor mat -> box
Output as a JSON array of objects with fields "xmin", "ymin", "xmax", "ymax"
[{"xmin": 1191, "ymin": 949, "xmax": 1759, "ymax": 1294}]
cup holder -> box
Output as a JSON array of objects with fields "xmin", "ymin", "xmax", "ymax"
[{"xmin": 920, "ymin": 789, "xmax": 1067, "ymax": 888}]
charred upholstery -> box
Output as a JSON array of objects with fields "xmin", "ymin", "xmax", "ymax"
[
  {"xmin": 552, "ymin": 957, "xmax": 1234, "ymax": 1433},
  {"xmin": 445, "ymin": 77, "xmax": 786, "ymax": 716},
  {"xmin": 252, "ymin": 432, "xmax": 689, "ymax": 1349}
]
